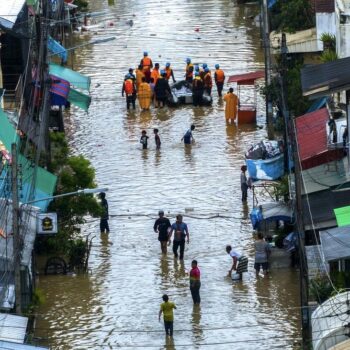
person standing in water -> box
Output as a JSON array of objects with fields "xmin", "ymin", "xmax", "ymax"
[
  {"xmin": 140, "ymin": 130, "xmax": 149, "ymax": 149},
  {"xmin": 99, "ymin": 192, "xmax": 109, "ymax": 234},
  {"xmin": 159, "ymin": 294, "xmax": 176, "ymax": 337},
  {"xmin": 182, "ymin": 124, "xmax": 195, "ymax": 145},
  {"xmin": 224, "ymin": 87, "xmax": 239, "ymax": 123},
  {"xmin": 154, "ymin": 128, "xmax": 161, "ymax": 150},
  {"xmin": 189, "ymin": 260, "xmax": 201, "ymax": 304},
  {"xmin": 226, "ymin": 245, "xmax": 248, "ymax": 280},
  {"xmin": 240, "ymin": 165, "xmax": 250, "ymax": 202},
  {"xmin": 153, "ymin": 210, "xmax": 171, "ymax": 254},
  {"xmin": 168, "ymin": 214, "xmax": 189, "ymax": 260}
]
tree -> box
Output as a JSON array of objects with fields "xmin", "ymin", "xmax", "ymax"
[{"xmin": 270, "ymin": 0, "xmax": 314, "ymax": 33}]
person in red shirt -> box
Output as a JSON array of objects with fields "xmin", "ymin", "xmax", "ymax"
[{"xmin": 189, "ymin": 260, "xmax": 201, "ymax": 304}]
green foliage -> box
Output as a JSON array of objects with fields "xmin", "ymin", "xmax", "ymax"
[
  {"xmin": 309, "ymin": 277, "xmax": 334, "ymax": 303},
  {"xmin": 270, "ymin": 0, "xmax": 314, "ymax": 33},
  {"xmin": 68, "ymin": 238, "xmax": 87, "ymax": 269},
  {"xmin": 49, "ymin": 132, "xmax": 69, "ymax": 173},
  {"xmin": 320, "ymin": 33, "xmax": 336, "ymax": 51},
  {"xmin": 320, "ymin": 49, "xmax": 338, "ymax": 63},
  {"xmin": 273, "ymin": 175, "xmax": 289, "ymax": 202}
]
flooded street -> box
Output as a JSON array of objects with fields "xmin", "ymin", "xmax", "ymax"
[{"xmin": 35, "ymin": 0, "xmax": 301, "ymax": 348}]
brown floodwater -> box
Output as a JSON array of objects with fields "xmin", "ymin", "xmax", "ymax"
[{"xmin": 34, "ymin": 0, "xmax": 301, "ymax": 349}]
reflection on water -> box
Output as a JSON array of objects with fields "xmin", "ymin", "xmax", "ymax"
[{"xmin": 35, "ymin": 0, "xmax": 301, "ymax": 348}]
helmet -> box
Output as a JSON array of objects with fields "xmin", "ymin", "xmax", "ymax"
[
  {"xmin": 205, "ymin": 67, "xmax": 209, "ymax": 72},
  {"xmin": 202, "ymin": 63, "xmax": 207, "ymax": 69},
  {"xmin": 195, "ymin": 71, "xmax": 200, "ymax": 76},
  {"xmin": 195, "ymin": 65, "xmax": 199, "ymax": 72},
  {"xmin": 215, "ymin": 64, "xmax": 220, "ymax": 69},
  {"xmin": 166, "ymin": 62, "xmax": 170, "ymax": 67},
  {"xmin": 143, "ymin": 51, "xmax": 148, "ymax": 56},
  {"xmin": 186, "ymin": 57, "xmax": 191, "ymax": 63}
]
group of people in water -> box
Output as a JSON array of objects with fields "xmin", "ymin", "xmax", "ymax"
[{"xmin": 121, "ymin": 52, "xmax": 240, "ymax": 122}]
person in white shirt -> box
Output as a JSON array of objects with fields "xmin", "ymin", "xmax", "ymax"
[{"xmin": 226, "ymin": 245, "xmax": 248, "ymax": 280}]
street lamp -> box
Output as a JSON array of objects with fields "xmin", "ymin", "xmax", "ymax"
[{"xmin": 21, "ymin": 187, "xmax": 109, "ymax": 206}]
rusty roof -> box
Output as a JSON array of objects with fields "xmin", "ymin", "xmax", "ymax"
[
  {"xmin": 315, "ymin": 0, "xmax": 335, "ymax": 13},
  {"xmin": 227, "ymin": 70, "xmax": 265, "ymax": 85}
]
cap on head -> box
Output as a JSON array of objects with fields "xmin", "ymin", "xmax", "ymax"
[
  {"xmin": 186, "ymin": 57, "xmax": 191, "ymax": 63},
  {"xmin": 143, "ymin": 51, "xmax": 148, "ymax": 56},
  {"xmin": 195, "ymin": 65, "xmax": 199, "ymax": 72},
  {"xmin": 166, "ymin": 62, "xmax": 170, "ymax": 67},
  {"xmin": 215, "ymin": 64, "xmax": 220, "ymax": 69},
  {"xmin": 204, "ymin": 67, "xmax": 209, "ymax": 72},
  {"xmin": 202, "ymin": 63, "xmax": 207, "ymax": 69}
]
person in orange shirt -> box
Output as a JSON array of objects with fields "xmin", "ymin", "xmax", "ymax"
[
  {"xmin": 121, "ymin": 74, "xmax": 136, "ymax": 110},
  {"xmin": 224, "ymin": 87, "xmax": 239, "ymax": 123},
  {"xmin": 140, "ymin": 51, "xmax": 153, "ymax": 82},
  {"xmin": 164, "ymin": 62, "xmax": 176, "ymax": 83},
  {"xmin": 135, "ymin": 64, "xmax": 145, "ymax": 91},
  {"xmin": 203, "ymin": 67, "xmax": 212, "ymax": 96},
  {"xmin": 214, "ymin": 64, "xmax": 225, "ymax": 97},
  {"xmin": 185, "ymin": 58, "xmax": 194, "ymax": 83},
  {"xmin": 151, "ymin": 63, "xmax": 160, "ymax": 85}
]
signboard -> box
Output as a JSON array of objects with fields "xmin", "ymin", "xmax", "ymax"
[
  {"xmin": 305, "ymin": 245, "xmax": 328, "ymax": 281},
  {"xmin": 37, "ymin": 213, "xmax": 58, "ymax": 234}
]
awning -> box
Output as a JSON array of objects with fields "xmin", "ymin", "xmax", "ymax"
[
  {"xmin": 227, "ymin": 70, "xmax": 265, "ymax": 85},
  {"xmin": 334, "ymin": 206, "xmax": 350, "ymax": 227},
  {"xmin": 296, "ymin": 107, "xmax": 343, "ymax": 170},
  {"xmin": 0, "ymin": 107, "xmax": 18, "ymax": 151},
  {"xmin": 48, "ymin": 36, "xmax": 68, "ymax": 63},
  {"xmin": 301, "ymin": 56, "xmax": 350, "ymax": 99},
  {"xmin": 0, "ymin": 314, "xmax": 28, "ymax": 343},
  {"xmin": 0, "ymin": 0, "xmax": 26, "ymax": 30},
  {"xmin": 319, "ymin": 225, "xmax": 350, "ymax": 261},
  {"xmin": 49, "ymin": 63, "xmax": 91, "ymax": 91},
  {"xmin": 50, "ymin": 74, "xmax": 70, "ymax": 106},
  {"xmin": 68, "ymin": 88, "xmax": 91, "ymax": 111},
  {"xmin": 307, "ymin": 97, "xmax": 329, "ymax": 113}
]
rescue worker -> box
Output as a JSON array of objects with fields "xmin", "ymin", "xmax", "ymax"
[
  {"xmin": 136, "ymin": 64, "xmax": 145, "ymax": 91},
  {"xmin": 192, "ymin": 71, "xmax": 204, "ymax": 106},
  {"xmin": 224, "ymin": 87, "xmax": 239, "ymax": 123},
  {"xmin": 214, "ymin": 64, "xmax": 225, "ymax": 97},
  {"xmin": 151, "ymin": 63, "xmax": 161, "ymax": 85},
  {"xmin": 122, "ymin": 74, "xmax": 136, "ymax": 110},
  {"xmin": 164, "ymin": 62, "xmax": 176, "ymax": 83},
  {"xmin": 185, "ymin": 58, "xmax": 194, "ymax": 83},
  {"xmin": 140, "ymin": 51, "xmax": 153, "ymax": 82},
  {"xmin": 138, "ymin": 76, "xmax": 152, "ymax": 110},
  {"xmin": 154, "ymin": 70, "xmax": 171, "ymax": 108},
  {"xmin": 200, "ymin": 63, "xmax": 207, "ymax": 80},
  {"xmin": 128, "ymin": 68, "xmax": 136, "ymax": 82},
  {"xmin": 203, "ymin": 67, "xmax": 212, "ymax": 96}
]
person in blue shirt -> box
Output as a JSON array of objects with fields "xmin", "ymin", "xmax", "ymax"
[
  {"xmin": 168, "ymin": 214, "xmax": 189, "ymax": 260},
  {"xmin": 181, "ymin": 124, "xmax": 195, "ymax": 145}
]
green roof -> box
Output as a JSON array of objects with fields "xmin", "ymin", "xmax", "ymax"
[
  {"xmin": 49, "ymin": 63, "xmax": 91, "ymax": 91},
  {"xmin": 334, "ymin": 206, "xmax": 350, "ymax": 227},
  {"xmin": 0, "ymin": 107, "xmax": 18, "ymax": 150},
  {"xmin": 68, "ymin": 88, "xmax": 91, "ymax": 111}
]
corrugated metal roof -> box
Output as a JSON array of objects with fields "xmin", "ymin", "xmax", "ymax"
[
  {"xmin": 227, "ymin": 71, "xmax": 264, "ymax": 85},
  {"xmin": 320, "ymin": 225, "xmax": 350, "ymax": 261},
  {"xmin": 301, "ymin": 56, "xmax": 350, "ymax": 98},
  {"xmin": 0, "ymin": 0, "xmax": 26, "ymax": 30},
  {"xmin": 296, "ymin": 108, "xmax": 344, "ymax": 170},
  {"xmin": 0, "ymin": 341, "xmax": 48, "ymax": 349},
  {"xmin": 0, "ymin": 314, "xmax": 27, "ymax": 344},
  {"xmin": 315, "ymin": 0, "xmax": 335, "ymax": 13}
]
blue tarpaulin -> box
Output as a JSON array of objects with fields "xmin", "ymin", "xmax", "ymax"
[
  {"xmin": 268, "ymin": 0, "xmax": 277, "ymax": 8},
  {"xmin": 48, "ymin": 36, "xmax": 68, "ymax": 63},
  {"xmin": 307, "ymin": 97, "xmax": 328, "ymax": 113}
]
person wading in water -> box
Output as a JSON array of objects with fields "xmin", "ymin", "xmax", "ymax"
[{"xmin": 153, "ymin": 210, "xmax": 171, "ymax": 254}]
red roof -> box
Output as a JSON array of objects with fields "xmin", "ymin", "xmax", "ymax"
[
  {"xmin": 296, "ymin": 107, "xmax": 343, "ymax": 170},
  {"xmin": 227, "ymin": 70, "xmax": 265, "ymax": 85}
]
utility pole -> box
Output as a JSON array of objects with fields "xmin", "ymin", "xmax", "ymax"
[
  {"xmin": 280, "ymin": 33, "xmax": 310, "ymax": 349},
  {"xmin": 11, "ymin": 143, "xmax": 21, "ymax": 315},
  {"xmin": 261, "ymin": 0, "xmax": 274, "ymax": 140}
]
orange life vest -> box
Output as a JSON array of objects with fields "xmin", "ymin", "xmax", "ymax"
[
  {"xmin": 142, "ymin": 57, "xmax": 152, "ymax": 71},
  {"xmin": 165, "ymin": 67, "xmax": 172, "ymax": 80},
  {"xmin": 215, "ymin": 69, "xmax": 225, "ymax": 83},
  {"xmin": 124, "ymin": 79, "xmax": 134, "ymax": 95},
  {"xmin": 151, "ymin": 68, "xmax": 160, "ymax": 84},
  {"xmin": 204, "ymin": 72, "xmax": 212, "ymax": 88},
  {"xmin": 186, "ymin": 63, "xmax": 194, "ymax": 79}
]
